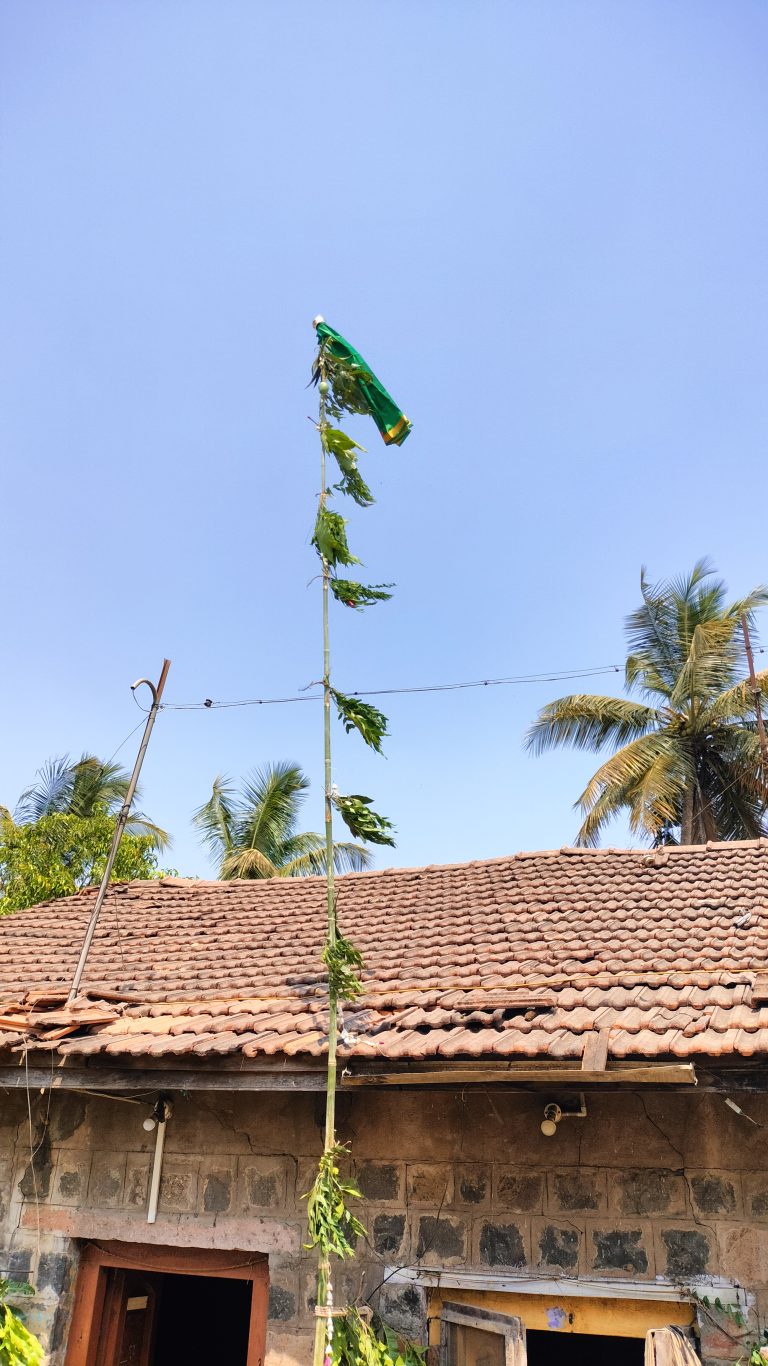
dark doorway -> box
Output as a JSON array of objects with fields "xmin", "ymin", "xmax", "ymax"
[
  {"xmin": 152, "ymin": 1273, "xmax": 252, "ymax": 1363},
  {"xmin": 93, "ymin": 1268, "xmax": 253, "ymax": 1366},
  {"xmin": 526, "ymin": 1329, "xmax": 645, "ymax": 1364}
]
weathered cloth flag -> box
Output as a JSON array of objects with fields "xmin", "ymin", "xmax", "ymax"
[{"xmin": 315, "ymin": 319, "xmax": 412, "ymax": 446}]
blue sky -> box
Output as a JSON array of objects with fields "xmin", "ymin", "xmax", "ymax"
[{"xmin": 2, "ymin": 1, "xmax": 767, "ymax": 877}]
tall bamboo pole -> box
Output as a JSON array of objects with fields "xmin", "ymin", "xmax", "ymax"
[{"xmin": 314, "ymin": 346, "xmax": 338, "ymax": 1366}]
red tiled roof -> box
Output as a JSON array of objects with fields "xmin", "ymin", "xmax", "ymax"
[{"xmin": 1, "ymin": 841, "xmax": 767, "ymax": 1065}]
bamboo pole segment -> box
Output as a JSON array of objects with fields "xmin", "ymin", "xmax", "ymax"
[
  {"xmin": 67, "ymin": 660, "xmax": 170, "ymax": 1005},
  {"xmin": 314, "ymin": 342, "xmax": 338, "ymax": 1366}
]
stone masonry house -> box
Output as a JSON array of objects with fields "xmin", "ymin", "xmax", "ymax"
[{"xmin": 1, "ymin": 841, "xmax": 768, "ymax": 1365}]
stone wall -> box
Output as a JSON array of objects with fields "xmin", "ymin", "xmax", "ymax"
[{"xmin": 1, "ymin": 1084, "xmax": 767, "ymax": 1364}]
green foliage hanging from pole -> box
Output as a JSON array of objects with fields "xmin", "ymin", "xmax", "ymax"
[{"xmin": 304, "ymin": 316, "xmax": 410, "ymax": 1366}]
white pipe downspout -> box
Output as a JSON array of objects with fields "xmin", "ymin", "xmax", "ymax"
[{"xmin": 147, "ymin": 1098, "xmax": 172, "ymax": 1224}]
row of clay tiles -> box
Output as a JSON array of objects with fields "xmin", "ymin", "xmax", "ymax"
[
  {"xmin": 3, "ymin": 970, "xmax": 762, "ymax": 1011},
  {"xmin": 8, "ymin": 1021, "xmax": 767, "ymax": 1058}
]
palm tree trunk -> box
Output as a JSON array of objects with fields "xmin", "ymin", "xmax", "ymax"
[{"xmin": 681, "ymin": 783, "xmax": 694, "ymax": 844}]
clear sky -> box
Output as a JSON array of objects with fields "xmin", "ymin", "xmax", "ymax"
[{"xmin": 2, "ymin": 1, "xmax": 767, "ymax": 877}]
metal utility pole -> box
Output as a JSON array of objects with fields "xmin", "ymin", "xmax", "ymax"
[
  {"xmin": 67, "ymin": 659, "xmax": 171, "ymax": 1004},
  {"xmin": 741, "ymin": 615, "xmax": 768, "ymax": 772}
]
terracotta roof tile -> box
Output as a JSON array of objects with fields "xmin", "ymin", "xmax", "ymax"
[{"xmin": 0, "ymin": 842, "xmax": 767, "ymax": 1065}]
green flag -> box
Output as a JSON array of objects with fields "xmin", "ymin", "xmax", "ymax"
[{"xmin": 314, "ymin": 318, "xmax": 412, "ymax": 446}]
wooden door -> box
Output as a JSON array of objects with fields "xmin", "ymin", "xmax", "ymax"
[
  {"xmin": 95, "ymin": 1271, "xmax": 158, "ymax": 1366},
  {"xmin": 441, "ymin": 1301, "xmax": 526, "ymax": 1366}
]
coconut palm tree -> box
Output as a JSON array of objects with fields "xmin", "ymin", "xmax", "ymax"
[
  {"xmin": 193, "ymin": 761, "xmax": 373, "ymax": 878},
  {"xmin": 14, "ymin": 753, "xmax": 168, "ymax": 849},
  {"xmin": 526, "ymin": 561, "xmax": 768, "ymax": 846}
]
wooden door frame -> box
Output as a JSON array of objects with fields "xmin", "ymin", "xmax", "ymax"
[{"xmin": 64, "ymin": 1240, "xmax": 268, "ymax": 1366}]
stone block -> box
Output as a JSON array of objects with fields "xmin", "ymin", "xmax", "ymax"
[
  {"xmin": 376, "ymin": 1283, "xmax": 427, "ymax": 1341},
  {"xmin": 406, "ymin": 1164, "xmax": 452, "ymax": 1207},
  {"xmin": 495, "ymin": 1168, "xmax": 544, "ymax": 1213},
  {"xmin": 125, "ymin": 1157, "xmax": 152, "ymax": 1209},
  {"xmin": 371, "ymin": 1212, "xmax": 407, "ymax": 1258},
  {"xmin": 588, "ymin": 1223, "xmax": 651, "ymax": 1276},
  {"xmin": 533, "ymin": 1219, "xmax": 581, "ymax": 1271},
  {"xmin": 455, "ymin": 1164, "xmax": 490, "ymax": 1207},
  {"xmin": 295, "ymin": 1158, "xmax": 319, "ymax": 1206},
  {"xmin": 49, "ymin": 1094, "xmax": 88, "ymax": 1145},
  {"xmin": 241, "ymin": 1157, "xmax": 288, "ymax": 1210},
  {"xmin": 690, "ymin": 1173, "xmax": 740, "ymax": 1217},
  {"xmin": 266, "ymin": 1328, "xmax": 315, "ymax": 1366},
  {"xmin": 415, "ymin": 1215, "xmax": 466, "ymax": 1266},
  {"xmin": 158, "ymin": 1161, "xmax": 199, "ymax": 1213},
  {"xmin": 549, "ymin": 1169, "xmax": 605, "ymax": 1213},
  {"xmin": 269, "ymin": 1278, "xmax": 298, "ymax": 1322},
  {"xmin": 742, "ymin": 1174, "xmax": 768, "ymax": 1221},
  {"xmin": 478, "ymin": 1219, "xmax": 527, "ymax": 1268},
  {"xmin": 658, "ymin": 1226, "xmax": 713, "ymax": 1280},
  {"xmin": 609, "ymin": 1168, "xmax": 686, "ymax": 1216},
  {"xmin": 88, "ymin": 1152, "xmax": 126, "ymax": 1208},
  {"xmin": 37, "ymin": 1251, "xmax": 70, "ymax": 1296},
  {"xmin": 201, "ymin": 1168, "xmax": 233, "ymax": 1214},
  {"xmin": 355, "ymin": 1162, "xmax": 403, "ymax": 1204},
  {"xmin": 303, "ymin": 1264, "xmax": 372, "ymax": 1321},
  {"xmin": 0, "ymin": 1163, "xmax": 11, "ymax": 1224},
  {"xmin": 717, "ymin": 1226, "xmax": 768, "ymax": 1288},
  {"xmin": 7, "ymin": 1249, "xmax": 31, "ymax": 1282},
  {"xmin": 53, "ymin": 1153, "xmax": 92, "ymax": 1207},
  {"xmin": 18, "ymin": 1131, "xmax": 52, "ymax": 1201}
]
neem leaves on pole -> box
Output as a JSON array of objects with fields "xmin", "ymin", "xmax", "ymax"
[{"xmin": 305, "ymin": 317, "xmax": 410, "ymax": 1366}]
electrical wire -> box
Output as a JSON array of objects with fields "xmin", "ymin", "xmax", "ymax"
[{"xmin": 148, "ymin": 664, "xmax": 625, "ymax": 713}]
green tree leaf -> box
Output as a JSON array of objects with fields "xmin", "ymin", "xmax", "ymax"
[
  {"xmin": 332, "ymin": 793, "xmax": 395, "ymax": 847},
  {"xmin": 330, "ymin": 580, "xmax": 394, "ymax": 610},
  {"xmin": 331, "ymin": 691, "xmax": 389, "ymax": 754},
  {"xmin": 312, "ymin": 509, "xmax": 360, "ymax": 569},
  {"xmin": 0, "ymin": 812, "xmax": 163, "ymax": 915},
  {"xmin": 322, "ymin": 427, "xmax": 375, "ymax": 507}
]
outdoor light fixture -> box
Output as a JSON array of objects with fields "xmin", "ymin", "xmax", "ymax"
[
  {"xmin": 540, "ymin": 1103, "xmax": 561, "ymax": 1137},
  {"xmin": 540, "ymin": 1094, "xmax": 588, "ymax": 1137}
]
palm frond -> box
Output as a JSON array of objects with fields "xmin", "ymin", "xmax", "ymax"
[
  {"xmin": 192, "ymin": 775, "xmax": 239, "ymax": 866},
  {"xmin": 69, "ymin": 754, "xmax": 132, "ymax": 817},
  {"xmin": 221, "ymin": 846, "xmax": 279, "ymax": 879},
  {"xmin": 238, "ymin": 762, "xmax": 309, "ymax": 862},
  {"xmin": 525, "ymin": 696, "xmax": 661, "ymax": 757},
  {"xmin": 15, "ymin": 756, "xmax": 74, "ymax": 822},
  {"xmin": 279, "ymin": 833, "xmax": 374, "ymax": 876},
  {"xmin": 576, "ymin": 731, "xmax": 685, "ymax": 813},
  {"xmin": 707, "ymin": 669, "xmax": 768, "ymax": 726},
  {"xmin": 124, "ymin": 815, "xmax": 171, "ymax": 851}
]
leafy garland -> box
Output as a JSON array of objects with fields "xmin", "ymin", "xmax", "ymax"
[
  {"xmin": 331, "ymin": 1309, "xmax": 428, "ymax": 1366},
  {"xmin": 305, "ymin": 1145, "xmax": 366, "ymax": 1261},
  {"xmin": 306, "ymin": 326, "xmax": 405, "ymax": 1366},
  {"xmin": 333, "ymin": 794, "xmax": 395, "ymax": 847},
  {"xmin": 331, "ymin": 692, "xmax": 389, "ymax": 754},
  {"xmin": 330, "ymin": 581, "xmax": 394, "ymax": 611},
  {"xmin": 0, "ymin": 1282, "xmax": 43, "ymax": 1366}
]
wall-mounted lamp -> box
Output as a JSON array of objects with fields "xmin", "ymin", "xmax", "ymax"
[{"xmin": 540, "ymin": 1094, "xmax": 587, "ymax": 1137}]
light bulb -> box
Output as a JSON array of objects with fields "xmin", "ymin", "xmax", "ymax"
[
  {"xmin": 143, "ymin": 1116, "xmax": 157, "ymax": 1132},
  {"xmin": 540, "ymin": 1118, "xmax": 558, "ymax": 1137}
]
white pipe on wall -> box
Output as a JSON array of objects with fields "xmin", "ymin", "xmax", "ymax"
[{"xmin": 146, "ymin": 1098, "xmax": 172, "ymax": 1224}]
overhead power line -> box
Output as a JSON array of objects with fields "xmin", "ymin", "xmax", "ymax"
[{"xmin": 148, "ymin": 664, "xmax": 626, "ymax": 713}]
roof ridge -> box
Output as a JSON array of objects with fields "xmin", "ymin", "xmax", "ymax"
[{"xmin": 34, "ymin": 837, "xmax": 768, "ymax": 904}]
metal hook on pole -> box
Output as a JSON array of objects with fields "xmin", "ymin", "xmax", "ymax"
[{"xmin": 66, "ymin": 659, "xmax": 171, "ymax": 1004}]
